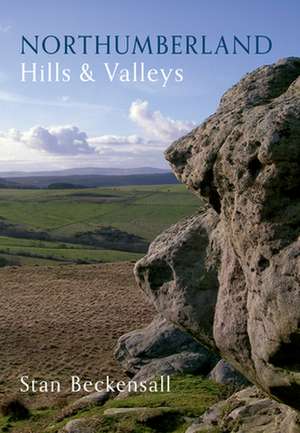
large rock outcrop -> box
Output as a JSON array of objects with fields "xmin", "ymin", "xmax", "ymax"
[
  {"xmin": 135, "ymin": 212, "xmax": 221, "ymax": 349},
  {"xmin": 135, "ymin": 58, "xmax": 300, "ymax": 409}
]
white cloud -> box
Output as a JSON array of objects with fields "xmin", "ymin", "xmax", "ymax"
[
  {"xmin": 1, "ymin": 128, "xmax": 22, "ymax": 141},
  {"xmin": 88, "ymin": 100, "xmax": 194, "ymax": 157},
  {"xmin": 21, "ymin": 126, "xmax": 93, "ymax": 155},
  {"xmin": 129, "ymin": 100, "xmax": 195, "ymax": 142},
  {"xmin": 0, "ymin": 100, "xmax": 194, "ymax": 169},
  {"xmin": 0, "ymin": 125, "xmax": 94, "ymax": 156},
  {"xmin": 88, "ymin": 134, "xmax": 144, "ymax": 147},
  {"xmin": 0, "ymin": 134, "xmax": 48, "ymax": 164}
]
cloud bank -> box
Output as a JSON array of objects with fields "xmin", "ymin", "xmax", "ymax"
[
  {"xmin": 22, "ymin": 126, "xmax": 92, "ymax": 155},
  {"xmin": 0, "ymin": 100, "xmax": 195, "ymax": 169}
]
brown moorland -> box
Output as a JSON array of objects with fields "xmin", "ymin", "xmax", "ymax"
[{"xmin": 0, "ymin": 262, "xmax": 154, "ymax": 408}]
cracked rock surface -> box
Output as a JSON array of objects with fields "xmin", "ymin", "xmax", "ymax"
[{"xmin": 135, "ymin": 58, "xmax": 300, "ymax": 409}]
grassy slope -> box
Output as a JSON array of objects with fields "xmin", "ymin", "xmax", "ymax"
[
  {"xmin": 0, "ymin": 236, "xmax": 142, "ymax": 263},
  {"xmin": 0, "ymin": 185, "xmax": 200, "ymax": 264},
  {"xmin": 0, "ymin": 375, "xmax": 224, "ymax": 433}
]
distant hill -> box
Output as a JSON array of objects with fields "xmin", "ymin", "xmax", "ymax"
[
  {"xmin": 0, "ymin": 178, "xmax": 21, "ymax": 189},
  {"xmin": 4, "ymin": 172, "xmax": 178, "ymax": 189},
  {"xmin": 0, "ymin": 166, "xmax": 171, "ymax": 178}
]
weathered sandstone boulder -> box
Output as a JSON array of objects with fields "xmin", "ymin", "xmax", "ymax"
[
  {"xmin": 115, "ymin": 314, "xmax": 217, "ymax": 382},
  {"xmin": 135, "ymin": 58, "xmax": 300, "ymax": 409},
  {"xmin": 58, "ymin": 390, "xmax": 112, "ymax": 420},
  {"xmin": 130, "ymin": 351, "xmax": 212, "ymax": 384},
  {"xmin": 185, "ymin": 387, "xmax": 300, "ymax": 433},
  {"xmin": 134, "ymin": 212, "xmax": 221, "ymax": 349},
  {"xmin": 208, "ymin": 359, "xmax": 249, "ymax": 387}
]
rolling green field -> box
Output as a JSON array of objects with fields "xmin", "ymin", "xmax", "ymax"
[{"xmin": 0, "ymin": 184, "xmax": 200, "ymax": 265}]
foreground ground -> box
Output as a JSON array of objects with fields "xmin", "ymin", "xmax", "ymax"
[
  {"xmin": 0, "ymin": 375, "xmax": 224, "ymax": 433},
  {"xmin": 0, "ymin": 262, "xmax": 154, "ymax": 408},
  {"xmin": 0, "ymin": 262, "xmax": 230, "ymax": 433}
]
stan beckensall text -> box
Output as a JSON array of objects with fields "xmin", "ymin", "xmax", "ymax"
[{"xmin": 19, "ymin": 375, "xmax": 171, "ymax": 394}]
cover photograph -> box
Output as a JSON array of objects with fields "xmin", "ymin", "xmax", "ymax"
[{"xmin": 0, "ymin": 1, "xmax": 299, "ymax": 432}]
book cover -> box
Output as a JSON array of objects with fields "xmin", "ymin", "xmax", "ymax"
[{"xmin": 0, "ymin": 1, "xmax": 299, "ymax": 432}]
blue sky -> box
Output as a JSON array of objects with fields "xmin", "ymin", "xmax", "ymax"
[{"xmin": 0, "ymin": 0, "xmax": 299, "ymax": 171}]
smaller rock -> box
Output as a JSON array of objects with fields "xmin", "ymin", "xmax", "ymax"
[
  {"xmin": 104, "ymin": 407, "xmax": 152, "ymax": 416},
  {"xmin": 104, "ymin": 406, "xmax": 184, "ymax": 430},
  {"xmin": 58, "ymin": 391, "xmax": 111, "ymax": 420},
  {"xmin": 208, "ymin": 359, "xmax": 249, "ymax": 387},
  {"xmin": 134, "ymin": 351, "xmax": 212, "ymax": 383},
  {"xmin": 116, "ymin": 351, "xmax": 214, "ymax": 399},
  {"xmin": 115, "ymin": 314, "xmax": 217, "ymax": 377},
  {"xmin": 61, "ymin": 418, "xmax": 94, "ymax": 433},
  {"xmin": 185, "ymin": 423, "xmax": 205, "ymax": 433}
]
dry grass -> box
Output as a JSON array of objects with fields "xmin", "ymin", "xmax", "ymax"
[{"xmin": 0, "ymin": 263, "xmax": 154, "ymax": 408}]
